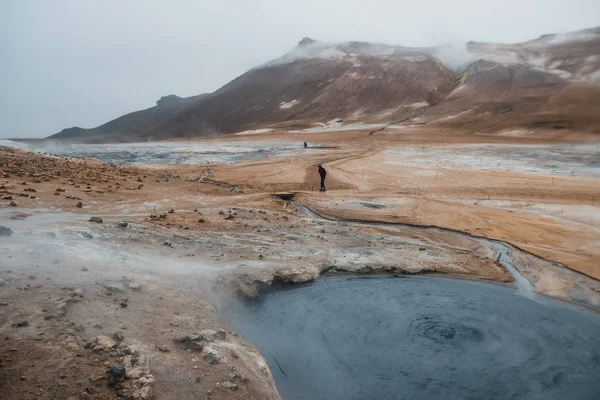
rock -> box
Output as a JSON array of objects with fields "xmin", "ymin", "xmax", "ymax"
[
  {"xmin": 89, "ymin": 216, "xmax": 103, "ymax": 223},
  {"xmin": 159, "ymin": 212, "xmax": 167, "ymax": 219},
  {"xmin": 198, "ymin": 218, "xmax": 205, "ymax": 223},
  {"xmin": 219, "ymin": 211, "xmax": 225, "ymax": 215},
  {"xmin": 220, "ymin": 381, "xmax": 238, "ymax": 391},
  {"xmin": 168, "ymin": 209, "xmax": 174, "ymax": 213},
  {"xmin": 56, "ymin": 188, "xmax": 66, "ymax": 192},
  {"xmin": 108, "ymin": 364, "xmax": 126, "ymax": 387},
  {"xmin": 113, "ymin": 331, "xmax": 125, "ymax": 342},
  {"xmin": 0, "ymin": 226, "xmax": 13, "ymax": 236},
  {"xmin": 184, "ymin": 334, "xmax": 205, "ymax": 351},
  {"xmin": 76, "ymin": 201, "xmax": 83, "ymax": 208},
  {"xmin": 80, "ymin": 231, "xmax": 93, "ymax": 239},
  {"xmin": 117, "ymin": 221, "xmax": 128, "ymax": 228},
  {"xmin": 81, "ymin": 267, "xmax": 89, "ymax": 272},
  {"xmin": 73, "ymin": 288, "xmax": 83, "ymax": 297},
  {"xmin": 224, "ymin": 214, "xmax": 234, "ymax": 220},
  {"xmin": 157, "ymin": 345, "xmax": 170, "ymax": 352},
  {"xmin": 9, "ymin": 201, "xmax": 16, "ymax": 207},
  {"xmin": 95, "ymin": 335, "xmax": 116, "ymax": 350},
  {"xmin": 164, "ymin": 241, "xmax": 173, "ymax": 248},
  {"xmin": 128, "ymin": 283, "xmax": 142, "ymax": 291},
  {"xmin": 93, "ymin": 324, "xmax": 103, "ymax": 329},
  {"xmin": 15, "ymin": 320, "xmax": 29, "ymax": 327},
  {"xmin": 203, "ymin": 349, "xmax": 221, "ymax": 364},
  {"xmin": 120, "ymin": 299, "xmax": 128, "ymax": 308},
  {"xmin": 199, "ymin": 329, "xmax": 226, "ymax": 342}
]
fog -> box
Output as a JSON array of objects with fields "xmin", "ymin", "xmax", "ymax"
[{"xmin": 1, "ymin": 0, "xmax": 598, "ymax": 138}]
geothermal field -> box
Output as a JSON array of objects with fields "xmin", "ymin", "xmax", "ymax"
[{"xmin": 1, "ymin": 125, "xmax": 599, "ymax": 399}]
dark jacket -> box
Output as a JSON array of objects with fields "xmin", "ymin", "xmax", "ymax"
[{"xmin": 318, "ymin": 166, "xmax": 327, "ymax": 179}]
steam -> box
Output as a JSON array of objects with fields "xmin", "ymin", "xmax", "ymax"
[{"xmin": 429, "ymin": 43, "xmax": 477, "ymax": 71}]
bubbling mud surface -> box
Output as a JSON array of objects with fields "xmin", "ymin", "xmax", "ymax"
[{"xmin": 223, "ymin": 276, "xmax": 600, "ymax": 400}]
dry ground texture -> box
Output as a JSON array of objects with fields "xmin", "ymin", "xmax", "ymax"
[{"xmin": 1, "ymin": 126, "xmax": 599, "ymax": 399}]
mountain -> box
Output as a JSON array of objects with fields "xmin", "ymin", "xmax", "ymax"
[
  {"xmin": 47, "ymin": 94, "xmax": 209, "ymax": 140},
  {"xmin": 48, "ymin": 27, "xmax": 600, "ymax": 141}
]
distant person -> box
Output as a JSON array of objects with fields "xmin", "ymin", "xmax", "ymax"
[
  {"xmin": 318, "ymin": 165, "xmax": 327, "ymax": 192},
  {"xmin": 304, "ymin": 142, "xmax": 308, "ymax": 148}
]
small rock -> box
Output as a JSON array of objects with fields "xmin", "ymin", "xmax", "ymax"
[
  {"xmin": 76, "ymin": 201, "xmax": 83, "ymax": 208},
  {"xmin": 113, "ymin": 331, "xmax": 125, "ymax": 342},
  {"xmin": 73, "ymin": 288, "xmax": 83, "ymax": 297},
  {"xmin": 224, "ymin": 214, "xmax": 234, "ymax": 220},
  {"xmin": 159, "ymin": 212, "xmax": 167, "ymax": 219},
  {"xmin": 220, "ymin": 381, "xmax": 238, "ymax": 391},
  {"xmin": 204, "ymin": 350, "xmax": 220, "ymax": 364},
  {"xmin": 168, "ymin": 209, "xmax": 174, "ymax": 214},
  {"xmin": 95, "ymin": 335, "xmax": 116, "ymax": 350},
  {"xmin": 80, "ymin": 231, "xmax": 93, "ymax": 239},
  {"xmin": 15, "ymin": 320, "xmax": 29, "ymax": 327},
  {"xmin": 198, "ymin": 218, "xmax": 205, "ymax": 223},
  {"xmin": 117, "ymin": 221, "xmax": 128, "ymax": 228},
  {"xmin": 0, "ymin": 226, "xmax": 13, "ymax": 236},
  {"xmin": 81, "ymin": 267, "xmax": 89, "ymax": 272},
  {"xmin": 89, "ymin": 216, "xmax": 103, "ymax": 223},
  {"xmin": 184, "ymin": 334, "xmax": 205, "ymax": 351},
  {"xmin": 9, "ymin": 201, "xmax": 16, "ymax": 206},
  {"xmin": 157, "ymin": 345, "xmax": 170, "ymax": 352},
  {"xmin": 108, "ymin": 364, "xmax": 126, "ymax": 387},
  {"xmin": 128, "ymin": 283, "xmax": 142, "ymax": 291}
]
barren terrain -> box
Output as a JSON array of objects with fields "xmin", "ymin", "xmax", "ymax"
[{"xmin": 1, "ymin": 125, "xmax": 599, "ymax": 399}]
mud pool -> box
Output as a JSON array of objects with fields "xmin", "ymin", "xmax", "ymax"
[{"xmin": 223, "ymin": 276, "xmax": 600, "ymax": 400}]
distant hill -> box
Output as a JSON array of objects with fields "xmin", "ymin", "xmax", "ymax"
[
  {"xmin": 48, "ymin": 26, "xmax": 600, "ymax": 142},
  {"xmin": 47, "ymin": 94, "xmax": 209, "ymax": 139}
]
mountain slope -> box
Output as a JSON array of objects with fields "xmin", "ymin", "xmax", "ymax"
[
  {"xmin": 48, "ymin": 94, "xmax": 208, "ymax": 139},
  {"xmin": 47, "ymin": 26, "xmax": 600, "ymax": 141}
]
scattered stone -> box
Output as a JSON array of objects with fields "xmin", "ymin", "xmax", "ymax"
[
  {"xmin": 95, "ymin": 335, "xmax": 116, "ymax": 350},
  {"xmin": 258, "ymin": 254, "xmax": 263, "ymax": 260},
  {"xmin": 15, "ymin": 320, "xmax": 29, "ymax": 327},
  {"xmin": 56, "ymin": 188, "xmax": 66, "ymax": 192},
  {"xmin": 89, "ymin": 216, "xmax": 103, "ymax": 223},
  {"xmin": 9, "ymin": 201, "xmax": 16, "ymax": 206},
  {"xmin": 82, "ymin": 267, "xmax": 89, "ymax": 272},
  {"xmin": 198, "ymin": 218, "xmax": 205, "ymax": 223},
  {"xmin": 159, "ymin": 212, "xmax": 167, "ymax": 219},
  {"xmin": 220, "ymin": 381, "xmax": 238, "ymax": 391},
  {"xmin": 168, "ymin": 209, "xmax": 174, "ymax": 214},
  {"xmin": 93, "ymin": 324, "xmax": 103, "ymax": 329},
  {"xmin": 81, "ymin": 231, "xmax": 93, "ymax": 239},
  {"xmin": 157, "ymin": 345, "xmax": 170, "ymax": 352},
  {"xmin": 112, "ymin": 331, "xmax": 125, "ymax": 342},
  {"xmin": 108, "ymin": 364, "xmax": 126, "ymax": 387},
  {"xmin": 418, "ymin": 247, "xmax": 426, "ymax": 251},
  {"xmin": 183, "ymin": 334, "xmax": 205, "ymax": 351},
  {"xmin": 203, "ymin": 348, "xmax": 221, "ymax": 364},
  {"xmin": 23, "ymin": 187, "xmax": 36, "ymax": 192},
  {"xmin": 0, "ymin": 226, "xmax": 13, "ymax": 236},
  {"xmin": 28, "ymin": 275, "xmax": 36, "ymax": 280},
  {"xmin": 76, "ymin": 201, "xmax": 83, "ymax": 208},
  {"xmin": 164, "ymin": 241, "xmax": 173, "ymax": 248},
  {"xmin": 224, "ymin": 214, "xmax": 234, "ymax": 220},
  {"xmin": 120, "ymin": 299, "xmax": 128, "ymax": 308},
  {"xmin": 218, "ymin": 211, "xmax": 225, "ymax": 215},
  {"xmin": 117, "ymin": 221, "xmax": 128, "ymax": 228},
  {"xmin": 73, "ymin": 288, "xmax": 83, "ymax": 297}
]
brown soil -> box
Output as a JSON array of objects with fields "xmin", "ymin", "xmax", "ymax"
[{"xmin": 1, "ymin": 126, "xmax": 599, "ymax": 399}]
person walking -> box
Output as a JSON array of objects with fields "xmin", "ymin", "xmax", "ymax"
[{"xmin": 318, "ymin": 165, "xmax": 327, "ymax": 192}]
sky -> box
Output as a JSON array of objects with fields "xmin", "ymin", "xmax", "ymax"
[{"xmin": 1, "ymin": 0, "xmax": 599, "ymax": 138}]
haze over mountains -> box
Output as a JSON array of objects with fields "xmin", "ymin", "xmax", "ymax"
[{"xmin": 48, "ymin": 26, "xmax": 600, "ymax": 142}]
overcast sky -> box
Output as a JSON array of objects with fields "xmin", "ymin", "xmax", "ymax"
[{"xmin": 1, "ymin": 0, "xmax": 599, "ymax": 138}]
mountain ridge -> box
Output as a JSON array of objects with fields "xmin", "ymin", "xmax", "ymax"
[{"xmin": 47, "ymin": 26, "xmax": 600, "ymax": 142}]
